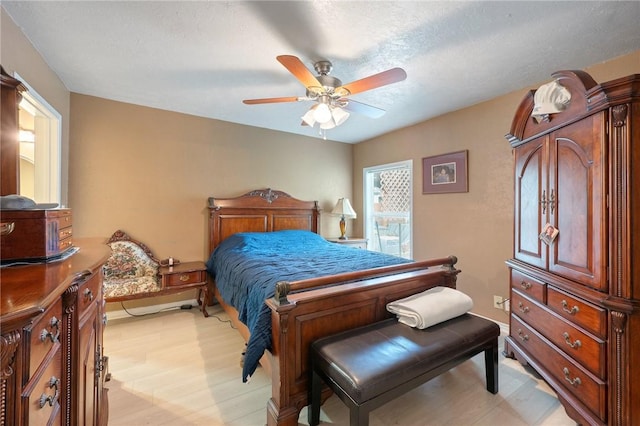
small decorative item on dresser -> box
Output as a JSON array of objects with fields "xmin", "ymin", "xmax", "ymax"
[
  {"xmin": 158, "ymin": 261, "xmax": 210, "ymax": 317},
  {"xmin": 326, "ymin": 237, "xmax": 368, "ymax": 250},
  {"xmin": 0, "ymin": 206, "xmax": 73, "ymax": 263}
]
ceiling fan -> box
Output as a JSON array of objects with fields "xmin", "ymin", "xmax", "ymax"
[{"xmin": 243, "ymin": 55, "xmax": 407, "ymax": 136}]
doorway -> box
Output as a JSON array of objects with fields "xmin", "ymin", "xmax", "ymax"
[{"xmin": 363, "ymin": 160, "xmax": 412, "ymax": 259}]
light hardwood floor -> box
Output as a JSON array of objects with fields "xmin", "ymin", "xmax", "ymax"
[{"xmin": 104, "ymin": 305, "xmax": 577, "ymax": 426}]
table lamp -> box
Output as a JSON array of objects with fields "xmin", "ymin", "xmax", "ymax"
[{"xmin": 331, "ymin": 198, "xmax": 357, "ymax": 240}]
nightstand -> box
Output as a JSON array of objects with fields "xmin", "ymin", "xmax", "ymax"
[
  {"xmin": 159, "ymin": 261, "xmax": 209, "ymax": 317},
  {"xmin": 326, "ymin": 238, "xmax": 368, "ymax": 250}
]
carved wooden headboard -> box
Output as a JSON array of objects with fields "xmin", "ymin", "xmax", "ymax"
[{"xmin": 207, "ymin": 188, "xmax": 321, "ymax": 254}]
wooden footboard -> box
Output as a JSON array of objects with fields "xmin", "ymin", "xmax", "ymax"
[{"xmin": 264, "ymin": 256, "xmax": 460, "ymax": 426}]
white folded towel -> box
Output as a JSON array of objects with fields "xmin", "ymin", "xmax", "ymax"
[{"xmin": 386, "ymin": 286, "xmax": 474, "ymax": 329}]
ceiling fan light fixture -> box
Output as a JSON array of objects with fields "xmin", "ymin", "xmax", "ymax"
[
  {"xmin": 319, "ymin": 121, "xmax": 335, "ymax": 130},
  {"xmin": 313, "ymin": 102, "xmax": 332, "ymax": 124},
  {"xmin": 301, "ymin": 107, "xmax": 317, "ymax": 127},
  {"xmin": 331, "ymin": 106, "xmax": 350, "ymax": 126}
]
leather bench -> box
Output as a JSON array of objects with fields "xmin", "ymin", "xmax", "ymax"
[{"xmin": 309, "ymin": 313, "xmax": 500, "ymax": 426}]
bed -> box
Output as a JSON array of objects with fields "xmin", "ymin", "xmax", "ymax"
[{"xmin": 206, "ymin": 188, "xmax": 461, "ymax": 426}]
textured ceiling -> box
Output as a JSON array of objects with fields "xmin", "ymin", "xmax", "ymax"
[{"xmin": 3, "ymin": 1, "xmax": 639, "ymax": 143}]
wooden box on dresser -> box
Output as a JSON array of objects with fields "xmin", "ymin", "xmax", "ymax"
[
  {"xmin": 0, "ymin": 238, "xmax": 110, "ymax": 426},
  {"xmin": 503, "ymin": 70, "xmax": 640, "ymax": 425}
]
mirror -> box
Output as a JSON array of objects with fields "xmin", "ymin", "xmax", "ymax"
[{"xmin": 16, "ymin": 75, "xmax": 61, "ymax": 205}]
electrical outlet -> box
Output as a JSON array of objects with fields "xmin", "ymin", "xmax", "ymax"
[
  {"xmin": 493, "ymin": 295, "xmax": 503, "ymax": 309},
  {"xmin": 504, "ymin": 299, "xmax": 510, "ymax": 312}
]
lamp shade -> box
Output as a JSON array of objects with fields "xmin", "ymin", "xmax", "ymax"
[
  {"xmin": 301, "ymin": 106, "xmax": 317, "ymax": 127},
  {"xmin": 331, "ymin": 106, "xmax": 350, "ymax": 126},
  {"xmin": 331, "ymin": 198, "xmax": 357, "ymax": 219},
  {"xmin": 313, "ymin": 103, "xmax": 332, "ymax": 124}
]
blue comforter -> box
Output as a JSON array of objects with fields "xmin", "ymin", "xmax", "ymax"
[{"xmin": 206, "ymin": 230, "xmax": 411, "ymax": 381}]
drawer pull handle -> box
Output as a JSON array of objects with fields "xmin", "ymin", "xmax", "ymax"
[
  {"xmin": 561, "ymin": 300, "xmax": 579, "ymax": 315},
  {"xmin": 0, "ymin": 222, "xmax": 15, "ymax": 236},
  {"xmin": 520, "ymin": 281, "xmax": 532, "ymax": 290},
  {"xmin": 562, "ymin": 332, "xmax": 582, "ymax": 349},
  {"xmin": 518, "ymin": 302, "xmax": 529, "ymax": 314},
  {"xmin": 39, "ymin": 316, "xmax": 60, "ymax": 343},
  {"xmin": 562, "ymin": 367, "xmax": 582, "ymax": 387},
  {"xmin": 179, "ymin": 274, "xmax": 190, "ymax": 282},
  {"xmin": 84, "ymin": 288, "xmax": 94, "ymax": 302},
  {"xmin": 39, "ymin": 376, "xmax": 60, "ymax": 408},
  {"xmin": 517, "ymin": 329, "xmax": 529, "ymax": 342}
]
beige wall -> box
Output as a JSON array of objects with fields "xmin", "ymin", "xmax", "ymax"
[
  {"xmin": 68, "ymin": 94, "xmax": 353, "ymax": 261},
  {"xmin": 353, "ymin": 51, "xmax": 639, "ymax": 321}
]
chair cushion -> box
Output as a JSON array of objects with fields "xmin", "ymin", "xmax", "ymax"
[{"xmin": 102, "ymin": 235, "xmax": 161, "ymax": 300}]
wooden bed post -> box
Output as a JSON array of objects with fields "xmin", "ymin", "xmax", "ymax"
[{"xmin": 266, "ymin": 302, "xmax": 299, "ymax": 426}]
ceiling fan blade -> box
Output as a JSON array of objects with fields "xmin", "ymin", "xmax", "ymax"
[
  {"xmin": 243, "ymin": 96, "xmax": 302, "ymax": 105},
  {"xmin": 276, "ymin": 55, "xmax": 322, "ymax": 89},
  {"xmin": 337, "ymin": 68, "xmax": 407, "ymax": 95},
  {"xmin": 341, "ymin": 99, "xmax": 386, "ymax": 119}
]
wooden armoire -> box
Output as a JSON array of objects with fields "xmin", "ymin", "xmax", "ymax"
[{"xmin": 504, "ymin": 70, "xmax": 639, "ymax": 425}]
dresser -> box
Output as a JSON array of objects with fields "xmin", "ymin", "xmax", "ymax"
[
  {"xmin": 503, "ymin": 71, "xmax": 640, "ymax": 425},
  {"xmin": 0, "ymin": 239, "xmax": 110, "ymax": 426}
]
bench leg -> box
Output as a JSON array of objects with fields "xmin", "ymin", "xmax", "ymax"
[
  {"xmin": 309, "ymin": 369, "xmax": 322, "ymax": 426},
  {"xmin": 350, "ymin": 406, "xmax": 369, "ymax": 426},
  {"xmin": 484, "ymin": 338, "xmax": 499, "ymax": 394}
]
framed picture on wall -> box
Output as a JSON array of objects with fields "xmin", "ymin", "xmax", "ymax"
[{"xmin": 422, "ymin": 150, "xmax": 468, "ymax": 194}]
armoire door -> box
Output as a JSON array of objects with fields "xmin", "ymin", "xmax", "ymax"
[
  {"xmin": 514, "ymin": 136, "xmax": 547, "ymax": 269},
  {"xmin": 547, "ymin": 113, "xmax": 607, "ymax": 290}
]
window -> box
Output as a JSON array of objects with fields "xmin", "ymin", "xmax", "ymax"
[
  {"xmin": 363, "ymin": 160, "xmax": 412, "ymax": 259},
  {"xmin": 16, "ymin": 73, "xmax": 61, "ymax": 204}
]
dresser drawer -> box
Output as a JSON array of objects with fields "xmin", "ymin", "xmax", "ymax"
[
  {"xmin": 58, "ymin": 225, "xmax": 72, "ymax": 240},
  {"xmin": 57, "ymin": 211, "xmax": 72, "ymax": 228},
  {"xmin": 547, "ymin": 286, "xmax": 607, "ymax": 338},
  {"xmin": 23, "ymin": 348, "xmax": 62, "ymax": 426},
  {"xmin": 28, "ymin": 300, "xmax": 62, "ymax": 378},
  {"xmin": 164, "ymin": 269, "xmax": 206, "ymax": 287},
  {"xmin": 160, "ymin": 262, "xmax": 207, "ymax": 289},
  {"xmin": 511, "ymin": 269, "xmax": 546, "ymax": 303},
  {"xmin": 59, "ymin": 237, "xmax": 74, "ymax": 253},
  {"xmin": 510, "ymin": 291, "xmax": 605, "ymax": 379},
  {"xmin": 77, "ymin": 270, "xmax": 102, "ymax": 316},
  {"xmin": 510, "ymin": 315, "xmax": 606, "ymax": 421}
]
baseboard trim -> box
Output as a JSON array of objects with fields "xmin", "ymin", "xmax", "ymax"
[{"xmin": 106, "ymin": 298, "xmax": 198, "ymax": 321}]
